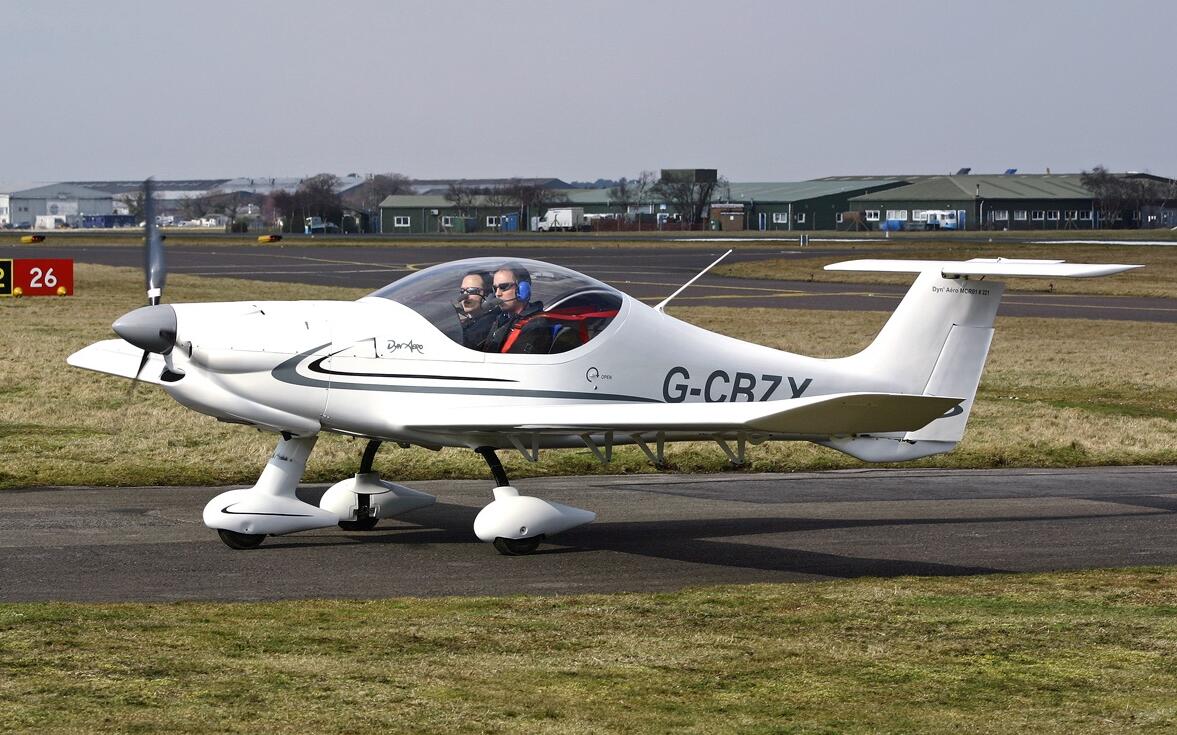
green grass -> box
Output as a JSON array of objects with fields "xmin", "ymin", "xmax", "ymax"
[
  {"xmin": 1, "ymin": 264, "xmax": 1174, "ymax": 489},
  {"xmin": 1, "ymin": 568, "xmax": 1175, "ymax": 733}
]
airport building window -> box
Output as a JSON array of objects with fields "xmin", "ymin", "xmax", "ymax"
[
  {"xmin": 1031, "ymin": 210, "xmax": 1045, "ymax": 221},
  {"xmin": 835, "ymin": 212, "xmax": 844, "ymax": 223},
  {"xmin": 772, "ymin": 212, "xmax": 787, "ymax": 224},
  {"xmin": 865, "ymin": 210, "xmax": 880, "ymax": 221},
  {"xmin": 1047, "ymin": 210, "xmax": 1060, "ymax": 221},
  {"xmin": 886, "ymin": 210, "xmax": 908, "ymax": 221},
  {"xmin": 992, "ymin": 210, "xmax": 1008, "ymax": 221},
  {"xmin": 393, "ymin": 216, "xmax": 410, "ymax": 227},
  {"xmin": 1014, "ymin": 210, "xmax": 1027, "ymax": 220},
  {"xmin": 912, "ymin": 210, "xmax": 927, "ymax": 221},
  {"xmin": 441, "ymin": 216, "xmax": 453, "ymax": 227},
  {"xmin": 1079, "ymin": 210, "xmax": 1092, "ymax": 220},
  {"xmin": 486, "ymin": 216, "xmax": 501, "ymax": 227},
  {"xmin": 795, "ymin": 212, "xmax": 806, "ymax": 223}
]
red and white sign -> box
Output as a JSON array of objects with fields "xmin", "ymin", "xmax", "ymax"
[{"xmin": 0, "ymin": 258, "xmax": 74, "ymax": 296}]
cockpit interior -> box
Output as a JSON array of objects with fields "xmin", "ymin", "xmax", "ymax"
[{"xmin": 369, "ymin": 257, "xmax": 624, "ymax": 354}]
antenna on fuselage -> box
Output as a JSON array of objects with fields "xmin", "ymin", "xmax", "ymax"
[{"xmin": 653, "ymin": 249, "xmax": 733, "ymax": 313}]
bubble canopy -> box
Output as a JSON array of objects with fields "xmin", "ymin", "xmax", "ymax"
[{"xmin": 367, "ymin": 257, "xmax": 625, "ymax": 351}]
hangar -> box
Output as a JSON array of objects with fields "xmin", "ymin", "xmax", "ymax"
[
  {"xmin": 847, "ymin": 173, "xmax": 1177, "ymax": 230},
  {"xmin": 378, "ymin": 179, "xmax": 911, "ymax": 233},
  {"xmin": 5, "ymin": 183, "xmax": 113, "ymax": 228}
]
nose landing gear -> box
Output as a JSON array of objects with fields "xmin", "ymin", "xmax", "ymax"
[{"xmin": 472, "ymin": 447, "xmax": 594, "ymax": 555}]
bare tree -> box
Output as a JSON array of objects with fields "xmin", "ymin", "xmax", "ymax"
[
  {"xmin": 1081, "ymin": 165, "xmax": 1128, "ymax": 227},
  {"xmin": 298, "ymin": 174, "xmax": 344, "ymax": 225},
  {"xmin": 215, "ymin": 190, "xmax": 246, "ymax": 232},
  {"xmin": 445, "ymin": 182, "xmax": 480, "ymax": 216},
  {"xmin": 482, "ymin": 184, "xmax": 514, "ymax": 212},
  {"xmin": 653, "ymin": 173, "xmax": 725, "ymax": 228},
  {"xmin": 179, "ymin": 194, "xmax": 213, "ymax": 221},
  {"xmin": 119, "ymin": 191, "xmax": 148, "ymax": 222},
  {"xmin": 607, "ymin": 177, "xmax": 633, "ymax": 212}
]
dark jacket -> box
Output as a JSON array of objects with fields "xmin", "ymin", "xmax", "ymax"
[{"xmin": 482, "ymin": 302, "xmax": 551, "ymax": 353}]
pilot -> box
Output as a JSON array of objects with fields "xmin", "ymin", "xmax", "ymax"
[
  {"xmin": 455, "ymin": 270, "xmax": 498, "ymax": 349},
  {"xmin": 482, "ymin": 264, "xmax": 551, "ymax": 353}
]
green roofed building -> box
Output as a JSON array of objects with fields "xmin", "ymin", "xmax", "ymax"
[
  {"xmin": 848, "ymin": 174, "xmax": 1103, "ymax": 230},
  {"xmin": 719, "ymin": 180, "xmax": 908, "ymax": 231}
]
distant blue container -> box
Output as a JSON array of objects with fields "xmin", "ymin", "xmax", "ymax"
[
  {"xmin": 881, "ymin": 219, "xmax": 904, "ymax": 231},
  {"xmin": 501, "ymin": 212, "xmax": 519, "ymax": 232}
]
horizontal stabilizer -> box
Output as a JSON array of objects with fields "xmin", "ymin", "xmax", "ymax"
[
  {"xmin": 825, "ymin": 257, "xmax": 1142, "ymax": 278},
  {"xmin": 401, "ymin": 392, "xmax": 962, "ymax": 437},
  {"xmin": 66, "ymin": 339, "xmax": 165, "ymax": 384}
]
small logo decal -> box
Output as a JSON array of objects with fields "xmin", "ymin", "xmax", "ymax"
[
  {"xmin": 385, "ymin": 339, "xmax": 425, "ymax": 355},
  {"xmin": 586, "ymin": 367, "xmax": 613, "ymax": 389}
]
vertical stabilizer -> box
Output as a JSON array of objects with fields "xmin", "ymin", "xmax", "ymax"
[
  {"xmin": 820, "ymin": 257, "xmax": 1140, "ymax": 462},
  {"xmin": 847, "ymin": 271, "xmax": 1004, "ymax": 395}
]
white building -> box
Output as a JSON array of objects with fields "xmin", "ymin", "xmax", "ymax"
[{"xmin": 8, "ymin": 183, "xmax": 113, "ymax": 227}]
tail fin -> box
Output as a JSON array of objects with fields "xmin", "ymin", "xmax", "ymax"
[{"xmin": 820, "ymin": 258, "xmax": 1141, "ymax": 462}]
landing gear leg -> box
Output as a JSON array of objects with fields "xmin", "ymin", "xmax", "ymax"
[
  {"xmin": 476, "ymin": 446, "xmax": 510, "ymax": 488},
  {"xmin": 318, "ymin": 440, "xmax": 436, "ymax": 528},
  {"xmin": 472, "ymin": 446, "xmax": 595, "ymax": 556},
  {"xmin": 203, "ymin": 434, "xmax": 340, "ymax": 549},
  {"xmin": 338, "ymin": 440, "xmax": 382, "ymax": 531}
]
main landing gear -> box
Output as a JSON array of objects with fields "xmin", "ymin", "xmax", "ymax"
[
  {"xmin": 471, "ymin": 446, "xmax": 596, "ymax": 556},
  {"xmin": 201, "ymin": 435, "xmax": 593, "ymax": 554},
  {"xmin": 202, "ymin": 435, "xmax": 435, "ymax": 550}
]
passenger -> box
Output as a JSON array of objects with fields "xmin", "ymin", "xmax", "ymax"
[
  {"xmin": 455, "ymin": 270, "xmax": 497, "ymax": 349},
  {"xmin": 483, "ymin": 265, "xmax": 551, "ymax": 353}
]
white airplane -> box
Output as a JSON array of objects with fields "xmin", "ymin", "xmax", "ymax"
[{"xmin": 67, "ymin": 196, "xmax": 1142, "ymax": 553}]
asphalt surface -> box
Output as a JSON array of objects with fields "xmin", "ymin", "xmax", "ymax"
[
  {"xmin": 2, "ymin": 467, "xmax": 1175, "ymax": 602},
  {"xmin": 4, "ymin": 242, "xmax": 1173, "ymax": 322}
]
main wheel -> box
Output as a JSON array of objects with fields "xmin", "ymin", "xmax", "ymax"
[
  {"xmin": 217, "ymin": 529, "xmax": 266, "ymax": 549},
  {"xmin": 339, "ymin": 517, "xmax": 379, "ymax": 532},
  {"xmin": 493, "ymin": 535, "xmax": 543, "ymax": 556}
]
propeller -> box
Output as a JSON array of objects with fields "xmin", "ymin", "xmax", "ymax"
[
  {"xmin": 143, "ymin": 177, "xmax": 166, "ymax": 306},
  {"xmin": 114, "ymin": 177, "xmax": 175, "ymax": 393}
]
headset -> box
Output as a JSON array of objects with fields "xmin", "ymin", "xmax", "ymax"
[{"xmin": 498, "ymin": 265, "xmax": 531, "ymax": 302}]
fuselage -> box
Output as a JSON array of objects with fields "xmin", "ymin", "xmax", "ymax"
[{"xmin": 157, "ymin": 293, "xmax": 882, "ymax": 449}]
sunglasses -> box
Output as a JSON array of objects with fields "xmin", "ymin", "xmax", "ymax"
[
  {"xmin": 493, "ymin": 282, "xmax": 516, "ymax": 292},
  {"xmin": 458, "ymin": 287, "xmax": 485, "ymax": 297}
]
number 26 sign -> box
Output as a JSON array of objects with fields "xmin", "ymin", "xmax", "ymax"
[{"xmin": 0, "ymin": 258, "xmax": 74, "ymax": 297}]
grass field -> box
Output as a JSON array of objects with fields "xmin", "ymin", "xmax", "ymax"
[
  {"xmin": 2, "ymin": 262, "xmax": 1175, "ymax": 734},
  {"xmin": 0, "ymin": 263, "xmax": 1173, "ymax": 490},
  {"xmin": 715, "ymin": 242, "xmax": 1177, "ymax": 297},
  {"xmin": 2, "ymin": 569, "xmax": 1175, "ymax": 733}
]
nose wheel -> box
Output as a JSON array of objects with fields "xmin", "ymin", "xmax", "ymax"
[
  {"xmin": 474, "ymin": 447, "xmax": 594, "ymax": 555},
  {"xmin": 493, "ymin": 535, "xmax": 544, "ymax": 556},
  {"xmin": 218, "ymin": 529, "xmax": 266, "ymax": 550}
]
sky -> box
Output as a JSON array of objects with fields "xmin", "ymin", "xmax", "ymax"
[{"xmin": 2, "ymin": 0, "xmax": 1174, "ymax": 184}]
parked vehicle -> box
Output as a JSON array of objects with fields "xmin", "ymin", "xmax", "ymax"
[
  {"xmin": 535, "ymin": 207, "xmax": 587, "ymax": 232},
  {"xmin": 924, "ymin": 210, "xmax": 962, "ymax": 230}
]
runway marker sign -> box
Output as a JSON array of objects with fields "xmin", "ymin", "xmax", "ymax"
[{"xmin": 1, "ymin": 258, "xmax": 74, "ymax": 297}]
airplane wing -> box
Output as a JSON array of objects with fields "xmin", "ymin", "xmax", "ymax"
[
  {"xmin": 825, "ymin": 258, "xmax": 1142, "ymax": 278},
  {"xmin": 67, "ymin": 339, "xmax": 166, "ymax": 384},
  {"xmin": 400, "ymin": 392, "xmax": 962, "ymax": 437}
]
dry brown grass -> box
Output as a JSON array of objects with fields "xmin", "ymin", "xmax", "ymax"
[
  {"xmin": 0, "ymin": 265, "xmax": 1173, "ymax": 490},
  {"xmin": 715, "ymin": 242, "xmax": 1177, "ymax": 297}
]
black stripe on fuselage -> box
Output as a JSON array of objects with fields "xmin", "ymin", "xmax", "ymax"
[
  {"xmin": 271, "ymin": 346, "xmax": 661, "ymax": 403},
  {"xmin": 307, "ymin": 355, "xmax": 517, "ymax": 383}
]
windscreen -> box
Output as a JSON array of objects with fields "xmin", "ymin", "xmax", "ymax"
[{"xmin": 368, "ymin": 257, "xmax": 624, "ymax": 352}]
